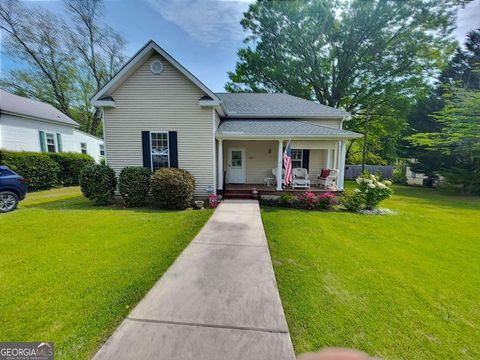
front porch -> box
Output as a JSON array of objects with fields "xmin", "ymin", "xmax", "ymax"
[{"xmin": 216, "ymin": 138, "xmax": 347, "ymax": 195}]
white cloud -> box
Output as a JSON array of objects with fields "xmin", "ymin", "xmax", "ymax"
[
  {"xmin": 145, "ymin": 0, "xmax": 252, "ymax": 45},
  {"xmin": 454, "ymin": 0, "xmax": 480, "ymax": 44}
]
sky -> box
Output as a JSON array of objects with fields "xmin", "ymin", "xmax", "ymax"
[{"xmin": 1, "ymin": 0, "xmax": 480, "ymax": 92}]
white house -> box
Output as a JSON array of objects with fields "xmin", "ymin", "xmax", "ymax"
[
  {"xmin": 92, "ymin": 41, "xmax": 362, "ymax": 198},
  {"xmin": 0, "ymin": 89, "xmax": 104, "ymax": 162}
]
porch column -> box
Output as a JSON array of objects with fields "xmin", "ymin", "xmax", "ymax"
[
  {"xmin": 326, "ymin": 149, "xmax": 332, "ymax": 169},
  {"xmin": 338, "ymin": 140, "xmax": 346, "ymax": 190},
  {"xmin": 276, "ymin": 139, "xmax": 283, "ymax": 191},
  {"xmin": 218, "ymin": 139, "xmax": 223, "ymax": 190}
]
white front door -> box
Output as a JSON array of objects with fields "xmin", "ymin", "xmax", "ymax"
[{"xmin": 227, "ymin": 148, "xmax": 246, "ymax": 183}]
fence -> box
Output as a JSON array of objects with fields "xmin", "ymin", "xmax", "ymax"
[{"xmin": 344, "ymin": 165, "xmax": 394, "ymax": 180}]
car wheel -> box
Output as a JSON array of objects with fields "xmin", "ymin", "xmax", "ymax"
[{"xmin": 0, "ymin": 191, "xmax": 19, "ymax": 213}]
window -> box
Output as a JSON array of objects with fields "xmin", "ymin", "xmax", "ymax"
[
  {"xmin": 231, "ymin": 150, "xmax": 242, "ymax": 167},
  {"xmin": 46, "ymin": 133, "xmax": 56, "ymax": 153},
  {"xmin": 99, "ymin": 144, "xmax": 105, "ymax": 157},
  {"xmin": 151, "ymin": 132, "xmax": 169, "ymax": 170},
  {"xmin": 291, "ymin": 149, "xmax": 303, "ymax": 168},
  {"xmin": 81, "ymin": 142, "xmax": 87, "ymax": 154}
]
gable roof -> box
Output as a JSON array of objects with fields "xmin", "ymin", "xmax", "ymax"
[
  {"xmin": 216, "ymin": 119, "xmax": 361, "ymax": 139},
  {"xmin": 216, "ymin": 93, "xmax": 349, "ymax": 118},
  {"xmin": 91, "ymin": 40, "xmax": 221, "ymax": 106},
  {"xmin": 0, "ymin": 89, "xmax": 78, "ymax": 127}
]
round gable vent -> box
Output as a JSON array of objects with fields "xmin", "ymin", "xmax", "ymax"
[{"xmin": 150, "ymin": 60, "xmax": 164, "ymax": 74}]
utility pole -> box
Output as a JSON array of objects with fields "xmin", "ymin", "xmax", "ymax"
[{"xmin": 361, "ymin": 108, "xmax": 370, "ymax": 173}]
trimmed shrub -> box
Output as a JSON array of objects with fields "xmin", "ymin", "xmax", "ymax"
[
  {"xmin": 119, "ymin": 167, "xmax": 152, "ymax": 207},
  {"xmin": 278, "ymin": 193, "xmax": 294, "ymax": 207},
  {"xmin": 79, "ymin": 164, "xmax": 117, "ymax": 206},
  {"xmin": 340, "ymin": 189, "xmax": 365, "ymax": 212},
  {"xmin": 48, "ymin": 152, "xmax": 95, "ymax": 186},
  {"xmin": 0, "ymin": 150, "xmax": 60, "ymax": 190},
  {"xmin": 151, "ymin": 168, "xmax": 195, "ymax": 210}
]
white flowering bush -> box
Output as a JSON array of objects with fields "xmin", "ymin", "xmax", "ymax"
[{"xmin": 355, "ymin": 173, "xmax": 393, "ymax": 210}]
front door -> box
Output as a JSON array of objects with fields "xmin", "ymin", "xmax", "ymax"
[{"xmin": 227, "ymin": 148, "xmax": 246, "ymax": 183}]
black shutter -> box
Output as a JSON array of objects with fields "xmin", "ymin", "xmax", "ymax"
[
  {"xmin": 302, "ymin": 149, "xmax": 310, "ymax": 171},
  {"xmin": 168, "ymin": 131, "xmax": 178, "ymax": 168},
  {"xmin": 141, "ymin": 131, "xmax": 151, "ymax": 169}
]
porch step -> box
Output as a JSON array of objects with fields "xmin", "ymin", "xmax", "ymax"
[{"xmin": 223, "ymin": 192, "xmax": 255, "ymax": 199}]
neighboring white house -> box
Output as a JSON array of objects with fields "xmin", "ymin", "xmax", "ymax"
[
  {"xmin": 0, "ymin": 90, "xmax": 104, "ymax": 162},
  {"xmin": 92, "ymin": 40, "xmax": 362, "ymax": 198}
]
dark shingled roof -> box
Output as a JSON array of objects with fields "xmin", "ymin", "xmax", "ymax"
[
  {"xmin": 215, "ymin": 93, "xmax": 349, "ymax": 118},
  {"xmin": 216, "ymin": 119, "xmax": 362, "ymax": 138}
]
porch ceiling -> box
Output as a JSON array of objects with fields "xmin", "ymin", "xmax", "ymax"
[{"xmin": 216, "ymin": 119, "xmax": 362, "ymax": 140}]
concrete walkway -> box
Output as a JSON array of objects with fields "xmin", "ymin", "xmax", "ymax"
[{"xmin": 93, "ymin": 200, "xmax": 295, "ymax": 360}]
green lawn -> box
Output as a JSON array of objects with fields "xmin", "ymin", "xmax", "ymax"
[
  {"xmin": 262, "ymin": 185, "xmax": 480, "ymax": 359},
  {"xmin": 0, "ymin": 187, "xmax": 212, "ymax": 359}
]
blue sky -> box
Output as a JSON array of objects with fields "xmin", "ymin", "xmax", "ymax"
[{"xmin": 1, "ymin": 0, "xmax": 479, "ymax": 92}]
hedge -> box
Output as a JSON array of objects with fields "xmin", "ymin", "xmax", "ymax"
[
  {"xmin": 0, "ymin": 150, "xmax": 60, "ymax": 190},
  {"xmin": 151, "ymin": 168, "xmax": 195, "ymax": 210},
  {"xmin": 48, "ymin": 152, "xmax": 95, "ymax": 186}
]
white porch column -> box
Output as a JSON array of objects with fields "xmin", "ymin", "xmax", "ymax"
[
  {"xmin": 217, "ymin": 139, "xmax": 223, "ymax": 190},
  {"xmin": 338, "ymin": 140, "xmax": 347, "ymax": 190},
  {"xmin": 326, "ymin": 149, "xmax": 332, "ymax": 169},
  {"xmin": 276, "ymin": 139, "xmax": 283, "ymax": 191}
]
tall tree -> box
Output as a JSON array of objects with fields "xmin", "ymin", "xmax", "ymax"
[
  {"xmin": 227, "ymin": 0, "xmax": 466, "ymax": 162},
  {"xmin": 0, "ymin": 0, "xmax": 76, "ymax": 117},
  {"xmin": 404, "ymin": 28, "xmax": 480, "ymax": 185},
  {"xmin": 0, "ymin": 0, "xmax": 126, "ymax": 136}
]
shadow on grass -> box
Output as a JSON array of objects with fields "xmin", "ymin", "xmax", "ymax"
[{"xmin": 21, "ymin": 196, "xmax": 203, "ymax": 214}]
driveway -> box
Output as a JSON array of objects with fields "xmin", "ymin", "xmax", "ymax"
[{"xmin": 93, "ymin": 199, "xmax": 295, "ymax": 360}]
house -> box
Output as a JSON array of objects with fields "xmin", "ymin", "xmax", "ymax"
[
  {"xmin": 0, "ymin": 90, "xmax": 104, "ymax": 162},
  {"xmin": 92, "ymin": 40, "xmax": 362, "ymax": 198}
]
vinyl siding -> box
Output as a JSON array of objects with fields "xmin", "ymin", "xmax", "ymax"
[
  {"xmin": 302, "ymin": 118, "xmax": 342, "ymax": 129},
  {"xmin": 104, "ymin": 53, "xmax": 215, "ymax": 197},
  {"xmin": 0, "ymin": 113, "xmax": 104, "ymax": 162}
]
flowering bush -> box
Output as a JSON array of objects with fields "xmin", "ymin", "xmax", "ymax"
[
  {"xmin": 340, "ymin": 189, "xmax": 364, "ymax": 212},
  {"xmin": 297, "ymin": 191, "xmax": 337, "ymax": 210},
  {"xmin": 354, "ymin": 173, "xmax": 393, "ymax": 210}
]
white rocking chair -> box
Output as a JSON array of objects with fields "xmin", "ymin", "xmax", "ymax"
[
  {"xmin": 272, "ymin": 168, "xmax": 285, "ymax": 187},
  {"xmin": 318, "ymin": 169, "xmax": 338, "ymax": 189},
  {"xmin": 291, "ymin": 168, "xmax": 311, "ymax": 189}
]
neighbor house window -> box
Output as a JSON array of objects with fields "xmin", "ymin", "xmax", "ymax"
[
  {"xmin": 291, "ymin": 149, "xmax": 303, "ymax": 168},
  {"xmin": 81, "ymin": 142, "xmax": 87, "ymax": 154},
  {"xmin": 99, "ymin": 144, "xmax": 105, "ymax": 157},
  {"xmin": 46, "ymin": 133, "xmax": 56, "ymax": 153},
  {"xmin": 151, "ymin": 132, "xmax": 169, "ymax": 170}
]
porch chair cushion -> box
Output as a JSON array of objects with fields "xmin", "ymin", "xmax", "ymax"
[{"xmin": 320, "ymin": 169, "xmax": 331, "ymax": 178}]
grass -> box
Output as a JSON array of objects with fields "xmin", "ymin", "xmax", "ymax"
[
  {"xmin": 262, "ymin": 184, "xmax": 480, "ymax": 359},
  {"xmin": 0, "ymin": 187, "xmax": 212, "ymax": 359}
]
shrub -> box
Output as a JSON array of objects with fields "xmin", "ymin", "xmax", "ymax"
[
  {"xmin": 278, "ymin": 193, "xmax": 294, "ymax": 207},
  {"xmin": 48, "ymin": 152, "xmax": 95, "ymax": 186},
  {"xmin": 151, "ymin": 168, "xmax": 195, "ymax": 210},
  {"xmin": 296, "ymin": 191, "xmax": 337, "ymax": 210},
  {"xmin": 355, "ymin": 172, "xmax": 393, "ymax": 210},
  {"xmin": 341, "ymin": 189, "xmax": 365, "ymax": 212},
  {"xmin": 118, "ymin": 167, "xmax": 152, "ymax": 207},
  {"xmin": 0, "ymin": 150, "xmax": 60, "ymax": 190},
  {"xmin": 79, "ymin": 164, "xmax": 117, "ymax": 205}
]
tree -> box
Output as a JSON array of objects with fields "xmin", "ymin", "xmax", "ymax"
[
  {"xmin": 410, "ymin": 87, "xmax": 480, "ymax": 194},
  {"xmin": 0, "ymin": 0, "xmax": 126, "ymax": 135},
  {"xmin": 404, "ymin": 28, "xmax": 480, "ymax": 187},
  {"xmin": 226, "ymin": 0, "xmax": 466, "ymax": 163}
]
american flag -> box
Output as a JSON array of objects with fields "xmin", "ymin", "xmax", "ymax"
[{"xmin": 283, "ymin": 141, "xmax": 293, "ymax": 186}]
